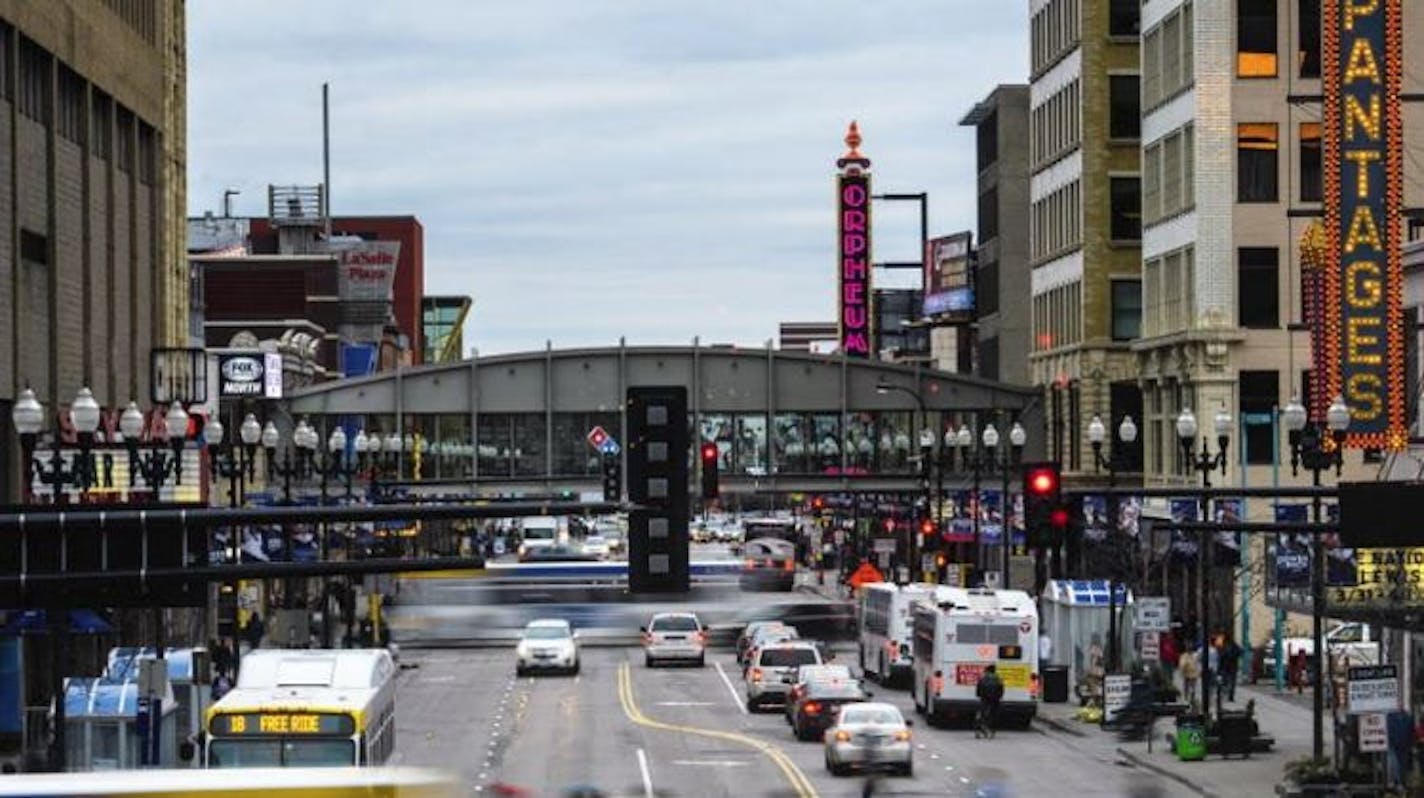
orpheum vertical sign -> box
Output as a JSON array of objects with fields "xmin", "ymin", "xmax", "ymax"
[
  {"xmin": 1322, "ymin": 0, "xmax": 1405, "ymax": 449},
  {"xmin": 839, "ymin": 174, "xmax": 872, "ymax": 357}
]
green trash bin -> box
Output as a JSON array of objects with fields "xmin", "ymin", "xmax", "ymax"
[{"xmin": 1175, "ymin": 715, "xmax": 1206, "ymax": 761}]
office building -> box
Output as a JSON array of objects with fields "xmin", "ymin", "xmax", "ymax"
[
  {"xmin": 0, "ymin": 0, "xmax": 187, "ymax": 502},
  {"xmin": 423, "ymin": 295, "xmax": 472, "ymax": 363},
  {"xmin": 960, "ymin": 85, "xmax": 1033, "ymax": 385},
  {"xmin": 1028, "ymin": 0, "xmax": 1144, "ymax": 473}
]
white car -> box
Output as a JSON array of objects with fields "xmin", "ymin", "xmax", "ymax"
[
  {"xmin": 642, "ymin": 612, "xmax": 706, "ymax": 667},
  {"xmin": 823, "ymin": 702, "xmax": 913, "ymax": 777},
  {"xmin": 581, "ymin": 535, "xmax": 610, "ymax": 560},
  {"xmin": 515, "ymin": 619, "xmax": 580, "ymax": 676}
]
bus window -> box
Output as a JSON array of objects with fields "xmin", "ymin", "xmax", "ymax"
[
  {"xmin": 283, "ymin": 739, "xmax": 355, "ymax": 768},
  {"xmin": 208, "ymin": 740, "xmax": 282, "ymax": 768}
]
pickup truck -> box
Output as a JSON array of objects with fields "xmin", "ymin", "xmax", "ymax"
[{"xmin": 1267, "ymin": 622, "xmax": 1381, "ymax": 676}]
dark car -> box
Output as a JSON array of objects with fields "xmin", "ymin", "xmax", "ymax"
[
  {"xmin": 735, "ymin": 602, "xmax": 858, "ymax": 643},
  {"xmin": 790, "ymin": 680, "xmax": 870, "ymax": 741},
  {"xmin": 739, "ymin": 538, "xmax": 796, "ymax": 591}
]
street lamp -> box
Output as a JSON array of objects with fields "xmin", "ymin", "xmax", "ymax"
[
  {"xmin": 209, "ymin": 413, "xmax": 262, "ymax": 508},
  {"xmin": 1282, "ymin": 393, "xmax": 1350, "ymax": 763},
  {"xmin": 1177, "ymin": 405, "xmax": 1231, "ymax": 727},
  {"xmin": 876, "ymin": 381, "xmax": 934, "ymax": 581},
  {"xmin": 1088, "ymin": 414, "xmax": 1139, "ymax": 672},
  {"xmin": 12, "ymin": 387, "xmax": 105, "ymax": 498},
  {"xmin": 959, "ymin": 419, "xmax": 1026, "ymax": 589}
]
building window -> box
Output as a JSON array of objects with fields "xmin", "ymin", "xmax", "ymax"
[
  {"xmin": 1112, "ymin": 280, "xmax": 1142, "ymax": 341},
  {"xmin": 1110, "ymin": 177, "xmax": 1141, "ymax": 241},
  {"xmin": 91, "ymin": 91, "xmax": 112, "ymax": 159},
  {"xmin": 1109, "ymin": 75, "xmax": 1140, "ymax": 139},
  {"xmin": 978, "ymin": 186, "xmax": 999, "ymax": 242},
  {"xmin": 1300, "ymin": 122, "xmax": 1322, "ymax": 203},
  {"xmin": 20, "ymin": 229, "xmax": 47, "ymax": 265},
  {"xmin": 977, "ymin": 336, "xmax": 1000, "ymax": 381},
  {"xmin": 1237, "ymin": 123, "xmax": 1279, "ymax": 203},
  {"xmin": 138, "ymin": 124, "xmax": 156, "ymax": 185},
  {"xmin": 57, "ymin": 67, "xmax": 83, "ymax": 143},
  {"xmin": 1240, "ymin": 370, "xmax": 1279, "ymax": 465},
  {"xmin": 977, "ymin": 260, "xmax": 999, "ymax": 317},
  {"xmin": 1238, "ymin": 247, "xmax": 1279, "ymax": 329},
  {"xmin": 1237, "ymin": 0, "xmax": 1278, "ymax": 77},
  {"xmin": 977, "ymin": 112, "xmax": 998, "ymax": 172},
  {"xmin": 1109, "ymin": 0, "xmax": 1139, "ymax": 36},
  {"xmin": 17, "ymin": 38, "xmax": 49, "ymax": 123},
  {"xmin": 1298, "ymin": 0, "xmax": 1321, "ymax": 79}
]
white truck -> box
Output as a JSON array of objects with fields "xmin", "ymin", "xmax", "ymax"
[{"xmin": 1273, "ymin": 622, "xmax": 1381, "ymax": 674}]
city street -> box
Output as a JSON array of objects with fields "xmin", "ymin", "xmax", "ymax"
[{"xmin": 393, "ymin": 645, "xmax": 1191, "ymax": 797}]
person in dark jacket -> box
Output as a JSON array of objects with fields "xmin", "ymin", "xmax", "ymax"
[{"xmin": 976, "ymin": 665, "xmax": 1005, "ymax": 732}]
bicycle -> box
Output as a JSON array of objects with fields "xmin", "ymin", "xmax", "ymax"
[{"xmin": 974, "ymin": 703, "xmax": 997, "ymax": 739}]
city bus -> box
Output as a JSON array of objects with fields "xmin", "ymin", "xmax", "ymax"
[
  {"xmin": 858, "ymin": 582, "xmax": 937, "ymax": 686},
  {"xmin": 0, "ymin": 768, "xmax": 460, "ymax": 798},
  {"xmin": 909, "ymin": 587, "xmax": 1039, "ymax": 728},
  {"xmin": 204, "ymin": 649, "xmax": 397, "ymax": 768}
]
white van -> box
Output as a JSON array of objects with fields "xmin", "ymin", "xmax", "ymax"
[
  {"xmin": 858, "ymin": 582, "xmax": 936, "ymax": 686},
  {"xmin": 518, "ymin": 517, "xmax": 561, "ymax": 560}
]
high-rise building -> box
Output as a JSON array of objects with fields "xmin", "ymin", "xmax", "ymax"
[
  {"xmin": 0, "ymin": 0, "xmax": 187, "ymax": 501},
  {"xmin": 1028, "ymin": 0, "xmax": 1143, "ymax": 474},
  {"xmin": 1134, "ymin": 0, "xmax": 1424, "ymax": 483},
  {"xmin": 961, "ymin": 85, "xmax": 1033, "ymax": 385}
]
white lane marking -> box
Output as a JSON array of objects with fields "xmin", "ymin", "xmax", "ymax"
[
  {"xmin": 670, "ymin": 759, "xmax": 751, "ymax": 767},
  {"xmin": 636, "ymin": 747, "xmax": 655, "ymax": 798},
  {"xmin": 656, "ymin": 701, "xmax": 716, "ymax": 707},
  {"xmin": 713, "ymin": 661, "xmax": 749, "ymax": 715}
]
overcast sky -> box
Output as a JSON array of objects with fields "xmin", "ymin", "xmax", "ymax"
[{"xmin": 187, "ymin": 2, "xmax": 1027, "ymax": 356}]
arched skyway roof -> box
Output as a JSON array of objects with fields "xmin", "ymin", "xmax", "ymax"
[{"xmin": 285, "ymin": 344, "xmax": 1043, "ymax": 493}]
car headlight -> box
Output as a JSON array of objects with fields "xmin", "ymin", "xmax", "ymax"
[{"xmin": 516, "ymin": 642, "xmax": 531, "ymax": 657}]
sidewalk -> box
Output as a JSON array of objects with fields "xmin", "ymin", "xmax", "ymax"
[{"xmin": 1036, "ymin": 683, "xmax": 1332, "ymax": 797}]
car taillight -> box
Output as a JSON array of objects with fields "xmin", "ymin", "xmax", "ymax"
[
  {"xmin": 751, "ymin": 668, "xmax": 763, "ymax": 683},
  {"xmin": 834, "ymin": 730, "xmax": 851, "ymax": 742},
  {"xmin": 783, "ymin": 559, "xmax": 794, "ymax": 572},
  {"xmin": 893, "ymin": 729, "xmax": 911, "ymax": 742},
  {"xmin": 804, "ymin": 702, "xmax": 820, "ymax": 715},
  {"xmin": 1031, "ymin": 674, "xmax": 1041, "ymax": 699},
  {"xmin": 930, "ymin": 670, "xmax": 944, "ymax": 695},
  {"xmin": 696, "ymin": 631, "xmax": 708, "ymax": 645},
  {"xmin": 745, "ymin": 559, "xmax": 757, "ymax": 569}
]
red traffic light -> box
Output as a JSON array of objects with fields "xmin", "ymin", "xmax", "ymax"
[
  {"xmin": 812, "ymin": 496, "xmax": 825, "ymax": 509},
  {"xmin": 884, "ymin": 519, "xmax": 896, "ymax": 532},
  {"xmin": 700, "ymin": 442, "xmax": 718, "ymax": 462},
  {"xmin": 1050, "ymin": 507, "xmax": 1070, "ymax": 528},
  {"xmin": 1027, "ymin": 467, "xmax": 1058, "ymax": 495},
  {"xmin": 920, "ymin": 519, "xmax": 935, "ymax": 536}
]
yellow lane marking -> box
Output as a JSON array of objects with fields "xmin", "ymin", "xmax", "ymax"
[{"xmin": 615, "ymin": 662, "xmax": 819, "ymax": 798}]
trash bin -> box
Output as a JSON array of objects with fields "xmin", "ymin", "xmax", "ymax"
[
  {"xmin": 1217, "ymin": 711, "xmax": 1252, "ymax": 758},
  {"xmin": 1176, "ymin": 714, "xmax": 1206, "ymax": 761},
  {"xmin": 1042, "ymin": 665, "xmax": 1070, "ymax": 704}
]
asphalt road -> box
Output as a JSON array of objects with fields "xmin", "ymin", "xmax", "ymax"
[{"xmin": 394, "ymin": 645, "xmax": 1194, "ymax": 798}]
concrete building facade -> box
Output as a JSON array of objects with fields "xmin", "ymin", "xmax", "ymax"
[
  {"xmin": 0, "ymin": 0, "xmax": 186, "ymax": 502},
  {"xmin": 961, "ymin": 84, "xmax": 1034, "ymax": 387},
  {"xmin": 1028, "ymin": 0, "xmax": 1144, "ymax": 475}
]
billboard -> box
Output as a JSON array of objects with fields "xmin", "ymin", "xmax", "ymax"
[
  {"xmin": 923, "ymin": 232, "xmax": 974, "ymax": 321},
  {"xmin": 838, "ymin": 173, "xmax": 872, "ymax": 358},
  {"xmin": 335, "ymin": 240, "xmax": 401, "ymax": 303},
  {"xmin": 1320, "ymin": 0, "xmax": 1405, "ymax": 449},
  {"xmin": 218, "ymin": 351, "xmax": 283, "ymax": 399}
]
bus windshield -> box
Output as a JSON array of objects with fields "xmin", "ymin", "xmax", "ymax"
[{"xmin": 208, "ymin": 739, "xmax": 354, "ymax": 768}]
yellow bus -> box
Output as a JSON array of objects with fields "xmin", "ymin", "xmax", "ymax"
[
  {"xmin": 204, "ymin": 649, "xmax": 397, "ymax": 768},
  {"xmin": 0, "ymin": 768, "xmax": 458, "ymax": 798}
]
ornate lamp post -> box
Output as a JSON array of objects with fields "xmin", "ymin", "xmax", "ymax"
[
  {"xmin": 1088, "ymin": 413, "xmax": 1139, "ymax": 672},
  {"xmin": 1281, "ymin": 393, "xmax": 1350, "ymax": 763},
  {"xmin": 1176, "ymin": 404, "xmax": 1231, "ymax": 726}
]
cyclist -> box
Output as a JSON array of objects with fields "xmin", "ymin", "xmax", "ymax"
[{"xmin": 975, "ymin": 665, "xmax": 1005, "ymax": 738}]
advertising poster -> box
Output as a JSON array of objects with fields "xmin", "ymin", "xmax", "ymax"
[
  {"xmin": 1274, "ymin": 504, "xmax": 1311, "ymax": 588},
  {"xmin": 1082, "ymin": 495, "xmax": 1108, "ymax": 542},
  {"xmin": 1213, "ymin": 498, "xmax": 1243, "ymax": 567},
  {"xmin": 1169, "ymin": 498, "xmax": 1199, "ymax": 561}
]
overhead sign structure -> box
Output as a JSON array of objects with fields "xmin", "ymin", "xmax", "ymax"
[
  {"xmin": 1347, "ymin": 664, "xmax": 1399, "ymax": 714},
  {"xmin": 837, "ymin": 121, "xmax": 872, "ymax": 359},
  {"xmin": 1320, "ymin": 0, "xmax": 1406, "ymax": 449}
]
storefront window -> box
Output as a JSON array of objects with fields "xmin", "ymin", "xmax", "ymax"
[
  {"xmin": 551, "ymin": 412, "xmax": 619, "ymax": 476},
  {"xmin": 876, "ymin": 411, "xmax": 914, "ymax": 473},
  {"xmin": 478, "ymin": 415, "xmax": 513, "ymax": 477},
  {"xmin": 511, "ymin": 414, "xmax": 545, "ymax": 477},
  {"xmin": 844, "ymin": 413, "xmax": 876, "ymax": 471},
  {"xmin": 772, "ymin": 413, "xmax": 811, "ymax": 474},
  {"xmin": 734, "ymin": 415, "xmax": 767, "ymax": 474}
]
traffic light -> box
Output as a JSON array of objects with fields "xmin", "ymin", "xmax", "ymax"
[
  {"xmin": 601, "ymin": 451, "xmax": 621, "ymax": 502},
  {"xmin": 1022, "ymin": 461, "xmax": 1063, "ymax": 547},
  {"xmin": 627, "ymin": 386, "xmax": 690, "ymax": 593},
  {"xmin": 919, "ymin": 518, "xmax": 935, "ymax": 539},
  {"xmin": 700, "ymin": 441, "xmax": 719, "ymax": 500}
]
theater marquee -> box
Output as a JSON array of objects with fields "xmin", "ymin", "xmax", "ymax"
[
  {"xmin": 837, "ymin": 121, "xmax": 873, "ymax": 359},
  {"xmin": 1321, "ymin": 0, "xmax": 1405, "ymax": 449}
]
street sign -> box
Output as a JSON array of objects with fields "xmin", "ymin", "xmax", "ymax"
[
  {"xmin": 1359, "ymin": 712, "xmax": 1388, "ymax": 752},
  {"xmin": 1348, "ymin": 665, "xmax": 1400, "ymax": 714},
  {"xmin": 1104, "ymin": 674, "xmax": 1132, "ymax": 719},
  {"xmin": 1139, "ymin": 632, "xmax": 1160, "ymax": 662},
  {"xmin": 872, "ymin": 538, "xmax": 898, "ymax": 553},
  {"xmin": 586, "ymin": 426, "xmax": 621, "ymax": 456},
  {"xmin": 1135, "ymin": 597, "xmax": 1171, "ymax": 632}
]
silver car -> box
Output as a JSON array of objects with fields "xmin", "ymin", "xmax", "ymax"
[
  {"xmin": 745, "ymin": 641, "xmax": 822, "ymax": 711},
  {"xmin": 823, "ymin": 702, "xmax": 913, "ymax": 777},
  {"xmin": 515, "ymin": 619, "xmax": 580, "ymax": 676},
  {"xmin": 642, "ymin": 612, "xmax": 706, "ymax": 667}
]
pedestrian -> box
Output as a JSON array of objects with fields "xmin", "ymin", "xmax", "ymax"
[
  {"xmin": 243, "ymin": 612, "xmax": 265, "ymax": 652},
  {"xmin": 1179, "ymin": 649, "xmax": 1201, "ymax": 709},
  {"xmin": 211, "ymin": 670, "xmax": 233, "ymax": 702},
  {"xmin": 209, "ymin": 637, "xmax": 234, "ymax": 679},
  {"xmin": 1290, "ymin": 647, "xmax": 1309, "ymax": 694},
  {"xmin": 1220, "ymin": 636, "xmax": 1243, "ymax": 703},
  {"xmin": 1160, "ymin": 631, "xmax": 1180, "ymax": 687}
]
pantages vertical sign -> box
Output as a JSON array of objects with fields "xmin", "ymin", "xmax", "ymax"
[
  {"xmin": 1321, "ymin": 0, "xmax": 1405, "ymax": 449},
  {"xmin": 837, "ymin": 121, "xmax": 872, "ymax": 358}
]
